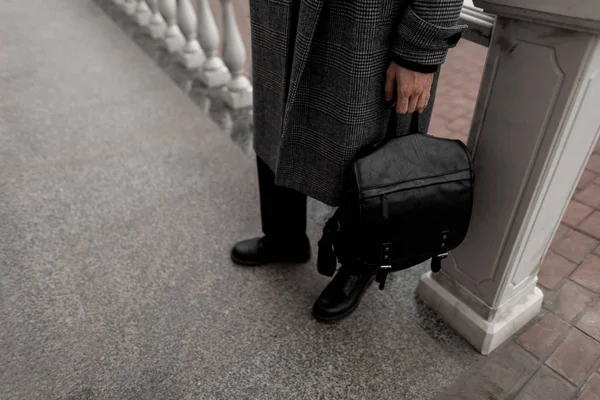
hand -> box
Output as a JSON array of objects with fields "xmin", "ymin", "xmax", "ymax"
[{"xmin": 384, "ymin": 62, "xmax": 434, "ymax": 115}]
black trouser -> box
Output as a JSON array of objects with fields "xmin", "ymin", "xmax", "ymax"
[{"xmin": 257, "ymin": 156, "xmax": 307, "ymax": 239}]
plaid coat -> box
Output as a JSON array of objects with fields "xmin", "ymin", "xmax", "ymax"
[{"xmin": 250, "ymin": 0, "xmax": 466, "ymax": 206}]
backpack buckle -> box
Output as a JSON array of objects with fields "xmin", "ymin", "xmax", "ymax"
[
  {"xmin": 376, "ymin": 243, "xmax": 393, "ymax": 290},
  {"xmin": 431, "ymin": 231, "xmax": 450, "ymax": 273}
]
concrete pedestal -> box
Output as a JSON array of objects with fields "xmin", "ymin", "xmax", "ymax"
[
  {"xmin": 417, "ymin": 1, "xmax": 600, "ymax": 354},
  {"xmin": 122, "ymin": 0, "xmax": 137, "ymax": 15},
  {"xmin": 220, "ymin": 85, "xmax": 253, "ymax": 109},
  {"xmin": 147, "ymin": 16, "xmax": 166, "ymax": 39},
  {"xmin": 197, "ymin": 57, "xmax": 231, "ymax": 88},
  {"xmin": 176, "ymin": 40, "xmax": 206, "ymax": 70},
  {"xmin": 176, "ymin": 51, "xmax": 205, "ymax": 69},
  {"xmin": 134, "ymin": 2, "xmax": 152, "ymax": 26},
  {"xmin": 161, "ymin": 26, "xmax": 185, "ymax": 53}
]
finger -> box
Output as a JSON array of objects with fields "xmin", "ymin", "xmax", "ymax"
[
  {"xmin": 416, "ymin": 92, "xmax": 429, "ymax": 113},
  {"xmin": 407, "ymin": 94, "xmax": 419, "ymax": 114},
  {"xmin": 396, "ymin": 95, "xmax": 409, "ymax": 115},
  {"xmin": 396, "ymin": 82, "xmax": 409, "ymax": 114},
  {"xmin": 384, "ymin": 68, "xmax": 396, "ymax": 102}
]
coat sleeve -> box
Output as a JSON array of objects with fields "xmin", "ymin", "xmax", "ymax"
[{"xmin": 391, "ymin": 0, "xmax": 468, "ymax": 73}]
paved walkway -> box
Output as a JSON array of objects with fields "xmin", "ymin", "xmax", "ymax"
[
  {"xmin": 3, "ymin": 0, "xmax": 600, "ymax": 398},
  {"xmin": 0, "ymin": 1, "xmax": 482, "ymax": 399}
]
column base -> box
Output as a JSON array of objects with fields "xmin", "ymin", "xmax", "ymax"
[
  {"xmin": 161, "ymin": 33, "xmax": 185, "ymax": 54},
  {"xmin": 176, "ymin": 51, "xmax": 206, "ymax": 70},
  {"xmin": 220, "ymin": 87, "xmax": 253, "ymax": 109},
  {"xmin": 147, "ymin": 22, "xmax": 166, "ymax": 39},
  {"xmin": 197, "ymin": 66, "xmax": 231, "ymax": 88},
  {"xmin": 416, "ymin": 272, "xmax": 543, "ymax": 355}
]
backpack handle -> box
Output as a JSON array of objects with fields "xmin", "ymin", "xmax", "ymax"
[{"xmin": 386, "ymin": 99, "xmax": 421, "ymax": 138}]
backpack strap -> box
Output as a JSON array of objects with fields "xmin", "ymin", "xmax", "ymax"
[
  {"xmin": 387, "ymin": 110, "xmax": 421, "ymax": 139},
  {"xmin": 317, "ymin": 216, "xmax": 340, "ymax": 277}
]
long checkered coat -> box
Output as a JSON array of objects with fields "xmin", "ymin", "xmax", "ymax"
[{"xmin": 250, "ymin": 0, "xmax": 466, "ymax": 206}]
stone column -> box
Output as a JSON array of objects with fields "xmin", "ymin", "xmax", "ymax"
[{"xmin": 416, "ymin": 0, "xmax": 600, "ymax": 355}]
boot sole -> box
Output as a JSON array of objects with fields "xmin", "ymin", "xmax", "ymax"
[
  {"xmin": 230, "ymin": 252, "xmax": 311, "ymax": 267},
  {"xmin": 312, "ymin": 300, "xmax": 361, "ymax": 324}
]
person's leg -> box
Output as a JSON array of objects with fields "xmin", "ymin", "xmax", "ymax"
[
  {"xmin": 230, "ymin": 157, "xmax": 311, "ymax": 266},
  {"xmin": 311, "ymin": 203, "xmax": 374, "ymax": 322},
  {"xmin": 257, "ymin": 156, "xmax": 307, "ymax": 239}
]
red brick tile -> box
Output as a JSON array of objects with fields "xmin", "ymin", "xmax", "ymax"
[
  {"xmin": 439, "ymin": 343, "xmax": 538, "ymax": 399},
  {"xmin": 464, "ymin": 89, "xmax": 480, "ymax": 103},
  {"xmin": 578, "ymin": 170, "xmax": 597, "ymax": 191},
  {"xmin": 449, "ymin": 106, "xmax": 474, "ymax": 121},
  {"xmin": 432, "ymin": 103, "xmax": 456, "ymax": 120},
  {"xmin": 449, "ymin": 95, "xmax": 476, "ymax": 111},
  {"xmin": 429, "ymin": 118, "xmax": 453, "ymax": 139},
  {"xmin": 539, "ymin": 285, "xmax": 553, "ymax": 300},
  {"xmin": 544, "ymin": 281, "xmax": 596, "ymax": 322},
  {"xmin": 553, "ymin": 230, "xmax": 599, "ymax": 264},
  {"xmin": 446, "ymin": 117, "xmax": 472, "ymax": 135},
  {"xmin": 563, "ymin": 201, "xmax": 594, "ymax": 227},
  {"xmin": 579, "ymin": 373, "xmax": 600, "ymax": 400},
  {"xmin": 517, "ymin": 313, "xmax": 570, "ymax": 358},
  {"xmin": 572, "ymin": 255, "xmax": 600, "ymax": 293},
  {"xmin": 551, "ymin": 225, "xmax": 572, "ymax": 248},
  {"xmin": 514, "ymin": 367, "xmax": 574, "ymax": 400},
  {"xmin": 546, "ymin": 329, "xmax": 600, "ymax": 386},
  {"xmin": 575, "ymin": 184, "xmax": 600, "ymax": 209},
  {"xmin": 576, "ymin": 300, "xmax": 600, "ymax": 342},
  {"xmin": 579, "ymin": 212, "xmax": 600, "ymax": 240},
  {"xmin": 538, "ymin": 252, "xmax": 578, "ymax": 290},
  {"xmin": 435, "ymin": 87, "xmax": 452, "ymax": 99},
  {"xmin": 589, "ymin": 155, "xmax": 600, "ymax": 174}
]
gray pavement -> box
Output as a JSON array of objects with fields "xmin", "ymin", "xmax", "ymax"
[{"xmin": 0, "ymin": 1, "xmax": 481, "ymax": 399}]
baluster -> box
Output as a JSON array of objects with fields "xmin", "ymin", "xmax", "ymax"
[
  {"xmin": 146, "ymin": 0, "xmax": 166, "ymax": 39},
  {"xmin": 196, "ymin": 0, "xmax": 230, "ymax": 87},
  {"xmin": 122, "ymin": 0, "xmax": 137, "ymax": 15},
  {"xmin": 158, "ymin": 0, "xmax": 185, "ymax": 53},
  {"xmin": 176, "ymin": 0, "xmax": 206, "ymax": 69},
  {"xmin": 220, "ymin": 0, "xmax": 252, "ymax": 108},
  {"xmin": 134, "ymin": 0, "xmax": 152, "ymax": 26}
]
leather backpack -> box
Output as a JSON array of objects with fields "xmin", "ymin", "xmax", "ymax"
[{"xmin": 317, "ymin": 113, "xmax": 474, "ymax": 290}]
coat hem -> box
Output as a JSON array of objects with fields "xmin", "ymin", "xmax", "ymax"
[{"xmin": 255, "ymin": 145, "xmax": 341, "ymax": 207}]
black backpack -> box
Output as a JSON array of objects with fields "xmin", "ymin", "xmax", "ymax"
[{"xmin": 317, "ymin": 114, "xmax": 474, "ymax": 290}]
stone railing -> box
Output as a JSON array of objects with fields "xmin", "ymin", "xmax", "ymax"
[
  {"xmin": 113, "ymin": 0, "xmax": 252, "ymax": 109},
  {"xmin": 459, "ymin": 0, "xmax": 496, "ymax": 46},
  {"xmin": 111, "ymin": 0, "xmax": 495, "ymax": 110}
]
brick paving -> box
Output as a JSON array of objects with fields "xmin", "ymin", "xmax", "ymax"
[{"xmin": 435, "ymin": 40, "xmax": 600, "ymax": 399}]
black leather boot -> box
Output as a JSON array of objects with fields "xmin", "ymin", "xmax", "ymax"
[
  {"xmin": 231, "ymin": 235, "xmax": 311, "ymax": 266},
  {"xmin": 312, "ymin": 264, "xmax": 375, "ymax": 322}
]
